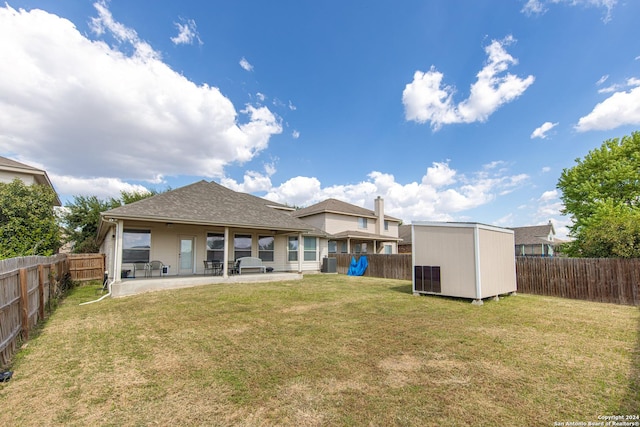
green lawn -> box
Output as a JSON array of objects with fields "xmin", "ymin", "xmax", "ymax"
[{"xmin": 1, "ymin": 275, "xmax": 638, "ymax": 426}]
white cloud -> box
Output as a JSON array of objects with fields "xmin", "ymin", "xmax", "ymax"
[
  {"xmin": 51, "ymin": 174, "xmax": 151, "ymax": 200},
  {"xmin": 522, "ymin": 0, "xmax": 618, "ymax": 23},
  {"xmin": 403, "ymin": 36, "xmax": 534, "ymax": 130},
  {"xmin": 170, "ymin": 18, "xmax": 202, "ymax": 46},
  {"xmin": 248, "ymin": 161, "xmax": 530, "ymax": 222},
  {"xmin": 288, "ymin": 101, "xmax": 297, "ymax": 111},
  {"xmin": 239, "ymin": 57, "xmax": 253, "ymax": 72},
  {"xmin": 576, "ymin": 85, "xmax": 640, "ymax": 131},
  {"xmin": 256, "ymin": 92, "xmax": 266, "ymax": 102},
  {"xmin": 0, "ymin": 3, "xmax": 281, "ymax": 194},
  {"xmin": 531, "ymin": 121, "xmax": 558, "ymax": 139},
  {"xmin": 596, "ymin": 74, "xmax": 609, "ymax": 86},
  {"xmin": 541, "ymin": 166, "xmax": 551, "ymax": 173},
  {"xmin": 292, "ymin": 130, "xmax": 300, "ymax": 139}
]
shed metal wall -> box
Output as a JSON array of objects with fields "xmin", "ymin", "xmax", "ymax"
[
  {"xmin": 412, "ymin": 222, "xmax": 516, "ymax": 300},
  {"xmin": 412, "ymin": 225, "xmax": 477, "ymax": 299},
  {"xmin": 477, "ymin": 227, "xmax": 517, "ymax": 298}
]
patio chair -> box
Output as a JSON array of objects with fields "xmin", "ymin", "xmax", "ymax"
[
  {"xmin": 133, "ymin": 262, "xmax": 147, "ymax": 278},
  {"xmin": 203, "ymin": 260, "xmax": 221, "ymax": 275},
  {"xmin": 146, "ymin": 260, "xmax": 165, "ymax": 277}
]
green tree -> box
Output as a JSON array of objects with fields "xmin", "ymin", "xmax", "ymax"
[
  {"xmin": 63, "ymin": 195, "xmax": 120, "ymax": 253},
  {"xmin": 63, "ymin": 189, "xmax": 161, "ymax": 253},
  {"xmin": 557, "ymin": 131, "xmax": 640, "ymax": 257},
  {"xmin": 0, "ymin": 179, "xmax": 61, "ymax": 259}
]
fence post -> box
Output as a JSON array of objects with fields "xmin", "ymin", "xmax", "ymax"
[
  {"xmin": 19, "ymin": 268, "xmax": 29, "ymax": 341},
  {"xmin": 38, "ymin": 264, "xmax": 45, "ymax": 321}
]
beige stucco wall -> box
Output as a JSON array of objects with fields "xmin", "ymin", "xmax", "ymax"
[
  {"xmin": 477, "ymin": 227, "xmax": 517, "ymax": 298},
  {"xmin": 104, "ymin": 220, "xmax": 325, "ymax": 280},
  {"xmin": 412, "ymin": 225, "xmax": 477, "ymax": 299},
  {"xmin": 0, "ymin": 170, "xmax": 36, "ymax": 185}
]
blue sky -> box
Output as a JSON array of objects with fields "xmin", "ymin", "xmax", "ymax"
[{"xmin": 1, "ymin": 0, "xmax": 639, "ymax": 237}]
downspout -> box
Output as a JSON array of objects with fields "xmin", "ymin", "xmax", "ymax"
[{"xmin": 80, "ymin": 218, "xmax": 119, "ymax": 305}]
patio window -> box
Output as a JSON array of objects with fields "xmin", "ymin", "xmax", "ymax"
[
  {"xmin": 206, "ymin": 233, "xmax": 224, "ymax": 261},
  {"xmin": 358, "ymin": 217, "xmax": 368, "ymax": 229},
  {"xmin": 340, "ymin": 242, "xmax": 347, "ymax": 253},
  {"xmin": 234, "ymin": 234, "xmax": 252, "ymax": 259},
  {"xmin": 304, "ymin": 237, "xmax": 317, "ymax": 261},
  {"xmin": 328, "ymin": 241, "xmax": 337, "ymax": 253},
  {"xmin": 288, "ymin": 236, "xmax": 298, "ymax": 261},
  {"xmin": 258, "ymin": 235, "xmax": 274, "ymax": 262},
  {"xmin": 354, "ymin": 243, "xmax": 368, "ymax": 254},
  {"xmin": 122, "ymin": 229, "xmax": 150, "ymax": 263},
  {"xmin": 384, "ymin": 244, "xmax": 392, "ymax": 254}
]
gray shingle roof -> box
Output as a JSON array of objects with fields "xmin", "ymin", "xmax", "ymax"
[
  {"xmin": 510, "ymin": 224, "xmax": 555, "ymax": 245},
  {"xmin": 292, "ymin": 198, "xmax": 401, "ymax": 222},
  {"xmin": 101, "ymin": 180, "xmax": 314, "ymax": 232}
]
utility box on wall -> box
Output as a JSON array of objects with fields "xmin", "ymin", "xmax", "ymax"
[{"xmin": 411, "ymin": 222, "xmax": 516, "ymax": 303}]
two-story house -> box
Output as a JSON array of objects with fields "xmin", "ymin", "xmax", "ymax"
[
  {"xmin": 0, "ymin": 155, "xmax": 61, "ymax": 206},
  {"xmin": 292, "ymin": 197, "xmax": 402, "ymax": 254}
]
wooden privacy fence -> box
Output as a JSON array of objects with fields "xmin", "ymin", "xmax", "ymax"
[
  {"xmin": 330, "ymin": 254, "xmax": 412, "ymax": 280},
  {"xmin": 0, "ymin": 253, "xmax": 105, "ymax": 367},
  {"xmin": 516, "ymin": 257, "xmax": 640, "ymax": 306},
  {"xmin": 67, "ymin": 253, "xmax": 105, "ymax": 282},
  {"xmin": 0, "ymin": 254, "xmax": 67, "ymax": 367},
  {"xmin": 331, "ymin": 253, "xmax": 640, "ymax": 306}
]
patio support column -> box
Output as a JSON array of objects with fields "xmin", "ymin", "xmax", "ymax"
[
  {"xmin": 297, "ymin": 232, "xmax": 303, "ymax": 273},
  {"xmin": 347, "ymin": 238, "xmax": 351, "ymax": 253},
  {"xmin": 223, "ymin": 227, "xmax": 229, "ymax": 278},
  {"xmin": 113, "ymin": 220, "xmax": 124, "ymax": 282}
]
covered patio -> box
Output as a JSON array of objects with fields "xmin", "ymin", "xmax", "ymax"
[{"xmin": 111, "ymin": 271, "xmax": 303, "ymax": 298}]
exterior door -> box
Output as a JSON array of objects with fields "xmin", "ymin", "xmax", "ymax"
[{"xmin": 179, "ymin": 236, "xmax": 195, "ymax": 275}]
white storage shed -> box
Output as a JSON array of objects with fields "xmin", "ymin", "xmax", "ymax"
[{"xmin": 411, "ymin": 222, "xmax": 516, "ymax": 304}]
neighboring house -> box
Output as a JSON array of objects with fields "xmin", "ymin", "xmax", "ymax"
[
  {"xmin": 0, "ymin": 156, "xmax": 61, "ymax": 206},
  {"xmin": 398, "ymin": 224, "xmax": 412, "ymax": 253},
  {"xmin": 510, "ymin": 221, "xmax": 557, "ymax": 257},
  {"xmin": 98, "ymin": 180, "xmax": 329, "ymax": 282},
  {"xmin": 291, "ymin": 197, "xmax": 402, "ymax": 254}
]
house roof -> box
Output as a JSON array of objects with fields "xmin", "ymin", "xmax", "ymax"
[
  {"xmin": 398, "ymin": 224, "xmax": 412, "ymax": 245},
  {"xmin": 0, "ymin": 156, "xmax": 61, "ymax": 206},
  {"xmin": 100, "ymin": 180, "xmax": 320, "ymax": 235},
  {"xmin": 510, "ymin": 223, "xmax": 555, "ymax": 245},
  {"xmin": 292, "ymin": 198, "xmax": 401, "ymax": 222}
]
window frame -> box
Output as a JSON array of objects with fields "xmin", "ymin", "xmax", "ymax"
[
  {"xmin": 122, "ymin": 229, "xmax": 151, "ymax": 264},
  {"xmin": 258, "ymin": 235, "xmax": 275, "ymax": 262},
  {"xmin": 206, "ymin": 233, "xmax": 225, "ymax": 261}
]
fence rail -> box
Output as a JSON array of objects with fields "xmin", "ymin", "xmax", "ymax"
[
  {"xmin": 330, "ymin": 253, "xmax": 640, "ymax": 306},
  {"xmin": 0, "ymin": 253, "xmax": 104, "ymax": 368}
]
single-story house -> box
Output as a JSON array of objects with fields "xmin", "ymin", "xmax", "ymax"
[
  {"xmin": 510, "ymin": 221, "xmax": 557, "ymax": 257},
  {"xmin": 98, "ymin": 180, "xmax": 330, "ymax": 283},
  {"xmin": 292, "ymin": 196, "xmax": 402, "ymax": 254},
  {"xmin": 0, "ymin": 155, "xmax": 61, "ymax": 206}
]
